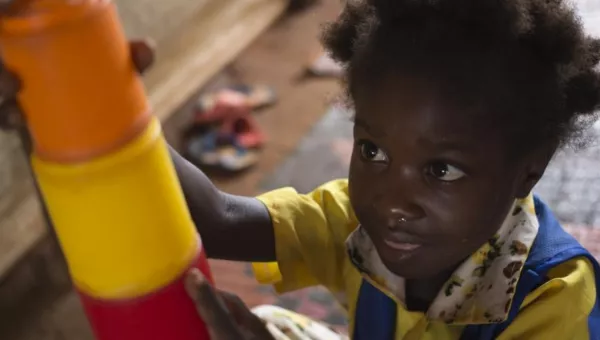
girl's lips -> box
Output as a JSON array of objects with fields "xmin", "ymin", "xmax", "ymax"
[{"xmin": 383, "ymin": 238, "xmax": 422, "ymax": 252}]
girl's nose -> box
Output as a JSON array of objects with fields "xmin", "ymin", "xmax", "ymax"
[
  {"xmin": 372, "ymin": 193, "xmax": 425, "ymax": 227},
  {"xmin": 384, "ymin": 205, "xmax": 424, "ymax": 228},
  {"xmin": 373, "ymin": 166, "xmax": 426, "ymax": 226}
]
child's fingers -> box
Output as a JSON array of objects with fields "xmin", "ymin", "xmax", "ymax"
[
  {"xmin": 129, "ymin": 39, "xmax": 155, "ymax": 75},
  {"xmin": 0, "ymin": 67, "xmax": 23, "ymax": 130},
  {"xmin": 0, "ymin": 99, "xmax": 23, "ymax": 130},
  {"xmin": 215, "ymin": 289, "xmax": 249, "ymax": 323},
  {"xmin": 0, "ymin": 66, "xmax": 20, "ymax": 99},
  {"xmin": 185, "ymin": 269, "xmax": 245, "ymax": 340},
  {"xmin": 0, "ymin": 0, "xmax": 15, "ymax": 12},
  {"xmin": 217, "ymin": 291, "xmax": 274, "ymax": 338}
]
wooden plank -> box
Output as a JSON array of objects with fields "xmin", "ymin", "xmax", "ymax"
[
  {"xmin": 0, "ymin": 0, "xmax": 287, "ymax": 280},
  {"xmin": 116, "ymin": 0, "xmax": 214, "ymax": 44},
  {"xmin": 144, "ymin": 0, "xmax": 287, "ymax": 122}
]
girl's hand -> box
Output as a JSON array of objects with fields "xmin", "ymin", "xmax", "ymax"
[
  {"xmin": 0, "ymin": 40, "xmax": 155, "ymax": 130},
  {"xmin": 185, "ymin": 269, "xmax": 275, "ymax": 340},
  {"xmin": 0, "ymin": 0, "xmax": 14, "ymax": 12}
]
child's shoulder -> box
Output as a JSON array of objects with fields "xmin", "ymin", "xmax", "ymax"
[
  {"xmin": 530, "ymin": 196, "xmax": 597, "ymax": 268},
  {"xmin": 257, "ymin": 178, "xmax": 357, "ymax": 228},
  {"xmin": 313, "ymin": 178, "xmax": 349, "ymax": 194},
  {"xmin": 520, "ymin": 256, "xmax": 597, "ymax": 334},
  {"xmin": 258, "ymin": 179, "xmax": 350, "ymax": 205},
  {"xmin": 518, "ymin": 197, "xmax": 599, "ymax": 327}
]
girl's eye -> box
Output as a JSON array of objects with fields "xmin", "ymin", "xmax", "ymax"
[
  {"xmin": 427, "ymin": 162, "xmax": 466, "ymax": 182},
  {"xmin": 357, "ymin": 140, "xmax": 388, "ymax": 163}
]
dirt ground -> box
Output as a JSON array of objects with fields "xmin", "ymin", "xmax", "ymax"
[{"xmin": 5, "ymin": 1, "xmax": 342, "ymax": 339}]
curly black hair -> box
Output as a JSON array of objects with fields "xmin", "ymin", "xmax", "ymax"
[{"xmin": 323, "ymin": 0, "xmax": 600, "ymax": 153}]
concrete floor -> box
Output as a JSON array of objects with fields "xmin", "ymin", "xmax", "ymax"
[{"xmin": 4, "ymin": 1, "xmax": 342, "ymax": 339}]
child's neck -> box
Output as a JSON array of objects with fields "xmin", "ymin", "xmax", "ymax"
[{"xmin": 405, "ymin": 268, "xmax": 455, "ymax": 312}]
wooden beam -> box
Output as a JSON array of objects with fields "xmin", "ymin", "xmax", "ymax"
[{"xmin": 145, "ymin": 0, "xmax": 287, "ymax": 122}]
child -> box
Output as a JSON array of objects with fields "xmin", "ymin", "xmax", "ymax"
[
  {"xmin": 179, "ymin": 0, "xmax": 600, "ymax": 338},
  {"xmin": 1, "ymin": 0, "xmax": 599, "ymax": 339}
]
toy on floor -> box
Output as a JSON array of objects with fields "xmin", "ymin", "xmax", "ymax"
[
  {"xmin": 184, "ymin": 85, "xmax": 276, "ymax": 172},
  {"xmin": 0, "ymin": 1, "xmax": 213, "ymax": 339}
]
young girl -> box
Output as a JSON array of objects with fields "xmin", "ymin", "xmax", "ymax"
[{"xmin": 1, "ymin": 0, "xmax": 599, "ymax": 339}]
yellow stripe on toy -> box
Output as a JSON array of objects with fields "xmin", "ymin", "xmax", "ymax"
[{"xmin": 32, "ymin": 118, "xmax": 198, "ymax": 299}]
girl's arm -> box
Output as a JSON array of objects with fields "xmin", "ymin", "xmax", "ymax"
[
  {"xmin": 0, "ymin": 37, "xmax": 277, "ymax": 264},
  {"xmin": 169, "ymin": 147, "xmax": 276, "ymax": 262}
]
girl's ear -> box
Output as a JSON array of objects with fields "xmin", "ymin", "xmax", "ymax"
[{"xmin": 515, "ymin": 145, "xmax": 556, "ymax": 199}]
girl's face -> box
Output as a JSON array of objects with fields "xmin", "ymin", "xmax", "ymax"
[{"xmin": 348, "ymin": 75, "xmax": 540, "ymax": 279}]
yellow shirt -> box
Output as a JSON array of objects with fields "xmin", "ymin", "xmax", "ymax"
[{"xmin": 252, "ymin": 179, "xmax": 597, "ymax": 339}]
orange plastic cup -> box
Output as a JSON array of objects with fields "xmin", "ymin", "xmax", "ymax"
[{"xmin": 0, "ymin": 0, "xmax": 150, "ymax": 162}]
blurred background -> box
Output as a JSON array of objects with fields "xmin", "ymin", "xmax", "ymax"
[{"xmin": 0, "ymin": 0, "xmax": 598, "ymax": 338}]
